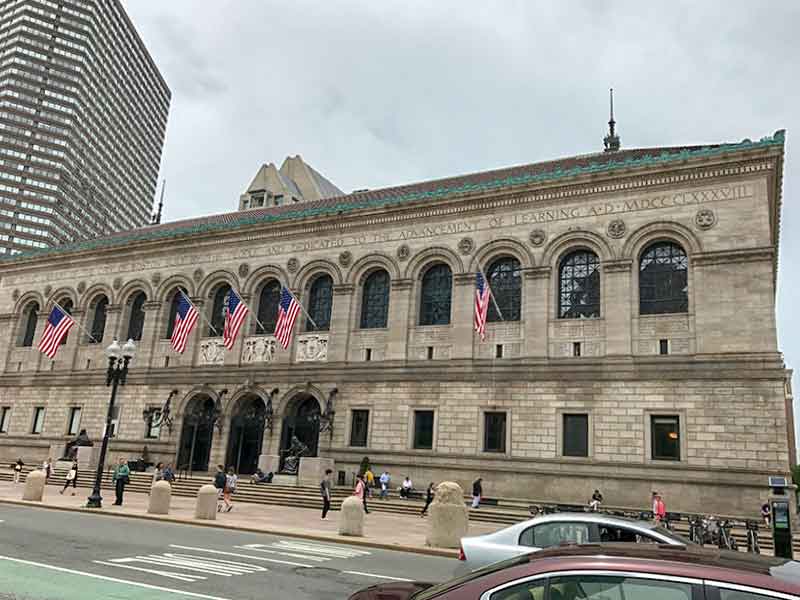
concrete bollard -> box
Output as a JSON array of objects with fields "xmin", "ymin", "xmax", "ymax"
[
  {"xmin": 22, "ymin": 469, "xmax": 46, "ymax": 502},
  {"xmin": 195, "ymin": 484, "xmax": 218, "ymax": 520},
  {"xmin": 147, "ymin": 480, "xmax": 172, "ymax": 515},
  {"xmin": 426, "ymin": 481, "xmax": 468, "ymax": 548},
  {"xmin": 338, "ymin": 495, "xmax": 365, "ymax": 536}
]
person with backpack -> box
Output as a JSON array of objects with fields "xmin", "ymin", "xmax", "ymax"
[
  {"xmin": 213, "ymin": 465, "xmax": 226, "ymax": 512},
  {"xmin": 12, "ymin": 458, "xmax": 23, "ymax": 484},
  {"xmin": 112, "ymin": 457, "xmax": 130, "ymax": 506},
  {"xmin": 320, "ymin": 468, "xmax": 333, "ymax": 519},
  {"xmin": 222, "ymin": 467, "xmax": 237, "ymax": 513},
  {"xmin": 59, "ymin": 460, "xmax": 78, "ymax": 495},
  {"xmin": 420, "ymin": 482, "xmax": 435, "ymax": 517}
]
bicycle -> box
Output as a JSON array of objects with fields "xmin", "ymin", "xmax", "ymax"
[
  {"xmin": 746, "ymin": 520, "xmax": 761, "ymax": 554},
  {"xmin": 717, "ymin": 519, "xmax": 738, "ymax": 550}
]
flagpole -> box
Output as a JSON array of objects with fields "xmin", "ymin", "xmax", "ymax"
[
  {"xmin": 285, "ymin": 285, "xmax": 318, "ymax": 331},
  {"xmin": 180, "ymin": 289, "xmax": 219, "ymax": 337},
  {"xmin": 478, "ymin": 267, "xmax": 505, "ymax": 322},
  {"xmin": 230, "ymin": 287, "xmax": 269, "ymax": 333},
  {"xmin": 53, "ymin": 301, "xmax": 99, "ymax": 344}
]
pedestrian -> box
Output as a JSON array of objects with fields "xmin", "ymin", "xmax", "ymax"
[
  {"xmin": 12, "ymin": 458, "xmax": 23, "ymax": 484},
  {"xmin": 761, "ymin": 502, "xmax": 771, "ymax": 527},
  {"xmin": 152, "ymin": 462, "xmax": 164, "ymax": 484},
  {"xmin": 250, "ymin": 468, "xmax": 272, "ymax": 484},
  {"xmin": 589, "ymin": 489, "xmax": 603, "ymax": 512},
  {"xmin": 400, "ymin": 476, "xmax": 413, "ymax": 499},
  {"xmin": 652, "ymin": 491, "xmax": 666, "ymax": 523},
  {"xmin": 162, "ymin": 463, "xmax": 175, "ymax": 483},
  {"xmin": 364, "ymin": 467, "xmax": 375, "ymax": 497},
  {"xmin": 223, "ymin": 467, "xmax": 237, "ymax": 513},
  {"xmin": 112, "ymin": 457, "xmax": 130, "ymax": 506},
  {"xmin": 472, "ymin": 478, "xmax": 483, "ymax": 509},
  {"xmin": 379, "ymin": 471, "xmax": 390, "ymax": 499},
  {"xmin": 420, "ymin": 482, "xmax": 435, "ymax": 517},
  {"xmin": 42, "ymin": 457, "xmax": 52, "ymax": 482},
  {"xmin": 60, "ymin": 460, "xmax": 78, "ymax": 495},
  {"xmin": 354, "ymin": 474, "xmax": 369, "ymax": 514},
  {"xmin": 320, "ymin": 468, "xmax": 333, "ymax": 519},
  {"xmin": 213, "ymin": 465, "xmax": 226, "ymax": 512}
]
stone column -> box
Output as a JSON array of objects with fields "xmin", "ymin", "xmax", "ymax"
[
  {"xmin": 104, "ymin": 304, "xmax": 123, "ymax": 342},
  {"xmin": 385, "ymin": 279, "xmax": 413, "ymax": 360},
  {"xmin": 450, "ymin": 273, "xmax": 475, "ymax": 359},
  {"xmin": 524, "ymin": 267, "xmax": 550, "ymax": 357},
  {"xmin": 231, "ymin": 293, "xmax": 253, "ymax": 366},
  {"xmin": 64, "ymin": 308, "xmax": 84, "ymax": 371},
  {"xmin": 139, "ymin": 301, "xmax": 162, "ymax": 367},
  {"xmin": 0, "ymin": 313, "xmax": 15, "ymax": 372},
  {"xmin": 327, "ymin": 284, "xmax": 354, "ymax": 363},
  {"xmin": 189, "ymin": 298, "xmax": 205, "ymax": 367},
  {"xmin": 603, "ymin": 260, "xmax": 632, "ymax": 355}
]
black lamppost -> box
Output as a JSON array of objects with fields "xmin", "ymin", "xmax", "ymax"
[{"xmin": 86, "ymin": 338, "xmax": 136, "ymax": 509}]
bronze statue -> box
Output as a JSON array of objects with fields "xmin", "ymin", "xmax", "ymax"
[
  {"xmin": 63, "ymin": 429, "xmax": 93, "ymax": 460},
  {"xmin": 281, "ymin": 435, "xmax": 309, "ymax": 475}
]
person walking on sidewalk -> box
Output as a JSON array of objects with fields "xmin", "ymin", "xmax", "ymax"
[
  {"xmin": 420, "ymin": 482, "xmax": 435, "ymax": 517},
  {"xmin": 12, "ymin": 458, "xmax": 23, "ymax": 484},
  {"xmin": 379, "ymin": 471, "xmax": 390, "ymax": 499},
  {"xmin": 222, "ymin": 467, "xmax": 237, "ymax": 513},
  {"xmin": 42, "ymin": 457, "xmax": 52, "ymax": 482},
  {"xmin": 59, "ymin": 460, "xmax": 78, "ymax": 495},
  {"xmin": 112, "ymin": 458, "xmax": 130, "ymax": 506},
  {"xmin": 472, "ymin": 478, "xmax": 483, "ymax": 509},
  {"xmin": 321, "ymin": 468, "xmax": 333, "ymax": 519},
  {"xmin": 354, "ymin": 474, "xmax": 369, "ymax": 514},
  {"xmin": 364, "ymin": 467, "xmax": 375, "ymax": 497},
  {"xmin": 214, "ymin": 465, "xmax": 226, "ymax": 512},
  {"xmin": 652, "ymin": 491, "xmax": 666, "ymax": 523}
]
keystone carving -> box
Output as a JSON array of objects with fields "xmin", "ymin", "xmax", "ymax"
[
  {"xmin": 287, "ymin": 258, "xmax": 300, "ymax": 273},
  {"xmin": 397, "ymin": 244, "xmax": 411, "ymax": 261},
  {"xmin": 193, "ymin": 268, "xmax": 204, "ymax": 282},
  {"xmin": 457, "ymin": 237, "xmax": 475, "ymax": 255},
  {"xmin": 338, "ymin": 251, "xmax": 352, "ymax": 268},
  {"xmin": 529, "ymin": 229, "xmax": 547, "ymax": 247},
  {"xmin": 238, "ymin": 263, "xmax": 250, "ymax": 278},
  {"xmin": 695, "ymin": 208, "xmax": 716, "ymax": 230},
  {"xmin": 607, "ymin": 219, "xmax": 627, "ymax": 239}
]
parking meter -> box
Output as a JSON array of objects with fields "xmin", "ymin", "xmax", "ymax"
[{"xmin": 769, "ymin": 476, "xmax": 793, "ymax": 559}]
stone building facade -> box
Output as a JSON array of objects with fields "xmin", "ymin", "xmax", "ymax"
[{"xmin": 0, "ymin": 131, "xmax": 792, "ymax": 516}]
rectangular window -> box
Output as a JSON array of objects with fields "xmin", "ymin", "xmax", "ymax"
[
  {"xmin": 659, "ymin": 339, "xmax": 669, "ymax": 355},
  {"xmin": 31, "ymin": 406, "xmax": 45, "ymax": 434},
  {"xmin": 145, "ymin": 409, "xmax": 161, "ymax": 439},
  {"xmin": 413, "ymin": 410, "xmax": 434, "ymax": 450},
  {"xmin": 0, "ymin": 406, "xmax": 9, "ymax": 433},
  {"xmin": 651, "ymin": 415, "xmax": 681, "ymax": 461},
  {"xmin": 572, "ymin": 342, "xmax": 581, "ymax": 357},
  {"xmin": 483, "ymin": 412, "xmax": 507, "ymax": 453},
  {"xmin": 495, "ymin": 344, "xmax": 503, "ymax": 359},
  {"xmin": 364, "ymin": 348, "xmax": 372, "ymax": 362},
  {"xmin": 349, "ymin": 409, "xmax": 369, "ymax": 447},
  {"xmin": 563, "ymin": 413, "xmax": 589, "ymax": 457},
  {"xmin": 426, "ymin": 346, "xmax": 434, "ymax": 360},
  {"xmin": 66, "ymin": 406, "xmax": 81, "ymax": 435}
]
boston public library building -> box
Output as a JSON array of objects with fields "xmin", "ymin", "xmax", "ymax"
[{"xmin": 0, "ymin": 130, "xmax": 793, "ymax": 516}]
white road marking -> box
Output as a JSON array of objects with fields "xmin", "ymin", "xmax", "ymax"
[
  {"xmin": 234, "ymin": 544, "xmax": 329, "ymax": 562},
  {"xmin": 344, "ymin": 570, "xmax": 413, "ymax": 582},
  {"xmin": 270, "ymin": 540, "xmax": 372, "ymax": 559},
  {"xmin": 0, "ymin": 554, "xmax": 235, "ymax": 600},
  {"xmin": 168, "ymin": 544, "xmax": 313, "ymax": 568},
  {"xmin": 93, "ymin": 560, "xmax": 205, "ymax": 583},
  {"xmin": 126, "ymin": 555, "xmax": 257, "ymax": 577}
]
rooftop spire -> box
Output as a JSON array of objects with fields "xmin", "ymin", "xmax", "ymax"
[
  {"xmin": 603, "ymin": 88, "xmax": 620, "ymax": 152},
  {"xmin": 152, "ymin": 179, "xmax": 165, "ymax": 224}
]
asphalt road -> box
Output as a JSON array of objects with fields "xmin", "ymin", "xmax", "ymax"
[{"xmin": 0, "ymin": 504, "xmax": 459, "ymax": 600}]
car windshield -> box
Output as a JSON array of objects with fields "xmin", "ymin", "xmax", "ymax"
[
  {"xmin": 412, "ymin": 554, "xmax": 531, "ymax": 600},
  {"xmin": 647, "ymin": 525, "xmax": 693, "ymax": 545}
]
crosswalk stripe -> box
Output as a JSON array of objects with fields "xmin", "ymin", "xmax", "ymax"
[
  {"xmin": 131, "ymin": 556, "xmax": 244, "ymax": 577},
  {"xmin": 271, "ymin": 540, "xmax": 371, "ymax": 558},
  {"xmin": 168, "ymin": 544, "xmax": 313, "ymax": 569},
  {"xmin": 234, "ymin": 544, "xmax": 328, "ymax": 562},
  {"xmin": 94, "ymin": 560, "xmax": 206, "ymax": 583}
]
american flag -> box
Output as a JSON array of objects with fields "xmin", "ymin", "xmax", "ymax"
[
  {"xmin": 170, "ymin": 291, "xmax": 199, "ymax": 354},
  {"xmin": 275, "ymin": 286, "xmax": 301, "ymax": 349},
  {"xmin": 223, "ymin": 288, "xmax": 249, "ymax": 350},
  {"xmin": 474, "ymin": 272, "xmax": 491, "ymax": 341},
  {"xmin": 38, "ymin": 305, "xmax": 75, "ymax": 359}
]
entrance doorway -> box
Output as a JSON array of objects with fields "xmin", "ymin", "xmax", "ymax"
[
  {"xmin": 177, "ymin": 395, "xmax": 216, "ymax": 473},
  {"xmin": 226, "ymin": 395, "xmax": 266, "ymax": 475},
  {"xmin": 279, "ymin": 394, "xmax": 320, "ymax": 470}
]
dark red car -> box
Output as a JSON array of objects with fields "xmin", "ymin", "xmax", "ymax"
[{"xmin": 349, "ymin": 544, "xmax": 800, "ymax": 600}]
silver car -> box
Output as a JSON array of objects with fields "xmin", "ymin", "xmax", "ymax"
[{"xmin": 459, "ymin": 512, "xmax": 689, "ymax": 571}]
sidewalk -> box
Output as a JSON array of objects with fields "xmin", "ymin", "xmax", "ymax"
[{"xmin": 0, "ymin": 479, "xmax": 500, "ymax": 557}]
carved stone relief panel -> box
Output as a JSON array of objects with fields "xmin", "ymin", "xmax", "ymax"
[
  {"xmin": 199, "ymin": 339, "xmax": 225, "ymax": 365},
  {"xmin": 242, "ymin": 336, "xmax": 277, "ymax": 364},
  {"xmin": 296, "ymin": 333, "xmax": 328, "ymax": 362}
]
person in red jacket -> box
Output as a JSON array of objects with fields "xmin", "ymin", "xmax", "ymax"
[{"xmin": 652, "ymin": 491, "xmax": 666, "ymax": 522}]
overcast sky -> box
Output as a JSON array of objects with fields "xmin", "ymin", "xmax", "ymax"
[{"xmin": 124, "ymin": 1, "xmax": 800, "ymax": 450}]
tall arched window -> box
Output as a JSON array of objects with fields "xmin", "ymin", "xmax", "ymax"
[
  {"xmin": 419, "ymin": 263, "xmax": 452, "ymax": 326},
  {"xmin": 89, "ymin": 295, "xmax": 108, "ymax": 343},
  {"xmin": 165, "ymin": 288, "xmax": 188, "ymax": 339},
  {"xmin": 639, "ymin": 241, "xmax": 688, "ymax": 315},
  {"xmin": 59, "ymin": 298, "xmax": 74, "ymax": 345},
  {"xmin": 19, "ymin": 301, "xmax": 39, "ymax": 347},
  {"xmin": 360, "ymin": 269, "xmax": 390, "ymax": 329},
  {"xmin": 256, "ymin": 280, "xmax": 281, "ymax": 334},
  {"xmin": 486, "ymin": 257, "xmax": 521, "ymax": 322},
  {"xmin": 126, "ymin": 292, "xmax": 146, "ymax": 341},
  {"xmin": 306, "ymin": 274, "xmax": 333, "ymax": 332},
  {"xmin": 559, "ymin": 250, "xmax": 600, "ymax": 319},
  {"xmin": 208, "ymin": 284, "xmax": 230, "ymax": 336}
]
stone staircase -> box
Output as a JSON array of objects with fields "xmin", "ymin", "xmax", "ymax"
[{"xmin": 2, "ymin": 467, "xmax": 798, "ymax": 554}]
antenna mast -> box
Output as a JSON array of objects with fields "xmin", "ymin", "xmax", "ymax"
[{"xmin": 603, "ymin": 88, "xmax": 621, "ymax": 152}]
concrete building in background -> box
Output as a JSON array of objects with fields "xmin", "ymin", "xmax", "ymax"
[
  {"xmin": 0, "ymin": 0, "xmax": 170, "ymax": 255},
  {"xmin": 0, "ymin": 130, "xmax": 791, "ymax": 517},
  {"xmin": 239, "ymin": 156, "xmax": 344, "ymax": 211}
]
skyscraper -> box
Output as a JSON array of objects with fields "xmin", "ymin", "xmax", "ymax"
[{"xmin": 0, "ymin": 0, "xmax": 170, "ymax": 255}]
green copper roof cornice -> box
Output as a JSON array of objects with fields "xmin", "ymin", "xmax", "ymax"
[{"xmin": 4, "ymin": 130, "xmax": 785, "ymax": 263}]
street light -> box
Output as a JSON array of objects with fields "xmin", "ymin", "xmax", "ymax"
[{"xmin": 86, "ymin": 338, "xmax": 136, "ymax": 508}]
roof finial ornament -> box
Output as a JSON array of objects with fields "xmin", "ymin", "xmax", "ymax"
[
  {"xmin": 603, "ymin": 88, "xmax": 620, "ymax": 152},
  {"xmin": 152, "ymin": 179, "xmax": 165, "ymax": 224}
]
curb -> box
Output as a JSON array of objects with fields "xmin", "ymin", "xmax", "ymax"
[{"xmin": 0, "ymin": 497, "xmax": 458, "ymax": 558}]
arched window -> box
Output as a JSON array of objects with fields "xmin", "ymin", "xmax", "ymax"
[
  {"xmin": 208, "ymin": 284, "xmax": 230, "ymax": 336},
  {"xmin": 559, "ymin": 250, "xmax": 600, "ymax": 319},
  {"xmin": 419, "ymin": 263, "xmax": 452, "ymax": 326},
  {"xmin": 360, "ymin": 269, "xmax": 390, "ymax": 329},
  {"xmin": 639, "ymin": 241, "xmax": 688, "ymax": 315},
  {"xmin": 486, "ymin": 257, "xmax": 521, "ymax": 322},
  {"xmin": 165, "ymin": 288, "xmax": 188, "ymax": 339},
  {"xmin": 89, "ymin": 295, "xmax": 108, "ymax": 344},
  {"xmin": 306, "ymin": 274, "xmax": 333, "ymax": 332},
  {"xmin": 59, "ymin": 298, "xmax": 74, "ymax": 345},
  {"xmin": 256, "ymin": 280, "xmax": 281, "ymax": 334},
  {"xmin": 19, "ymin": 301, "xmax": 39, "ymax": 347},
  {"xmin": 126, "ymin": 292, "xmax": 146, "ymax": 341}
]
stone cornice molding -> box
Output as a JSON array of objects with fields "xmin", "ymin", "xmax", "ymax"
[
  {"xmin": 454, "ymin": 273, "xmax": 475, "ymax": 286},
  {"xmin": 390, "ymin": 278, "xmax": 414, "ymax": 291},
  {"xmin": 693, "ymin": 247, "xmax": 775, "ymax": 267},
  {"xmin": 332, "ymin": 283, "xmax": 355, "ymax": 296},
  {"xmin": 524, "ymin": 266, "xmax": 552, "ymax": 280},
  {"xmin": 603, "ymin": 259, "xmax": 633, "ymax": 273}
]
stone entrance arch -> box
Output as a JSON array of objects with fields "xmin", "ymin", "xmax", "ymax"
[
  {"xmin": 176, "ymin": 394, "xmax": 217, "ymax": 473},
  {"xmin": 279, "ymin": 392, "xmax": 321, "ymax": 470},
  {"xmin": 225, "ymin": 394, "xmax": 267, "ymax": 475}
]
